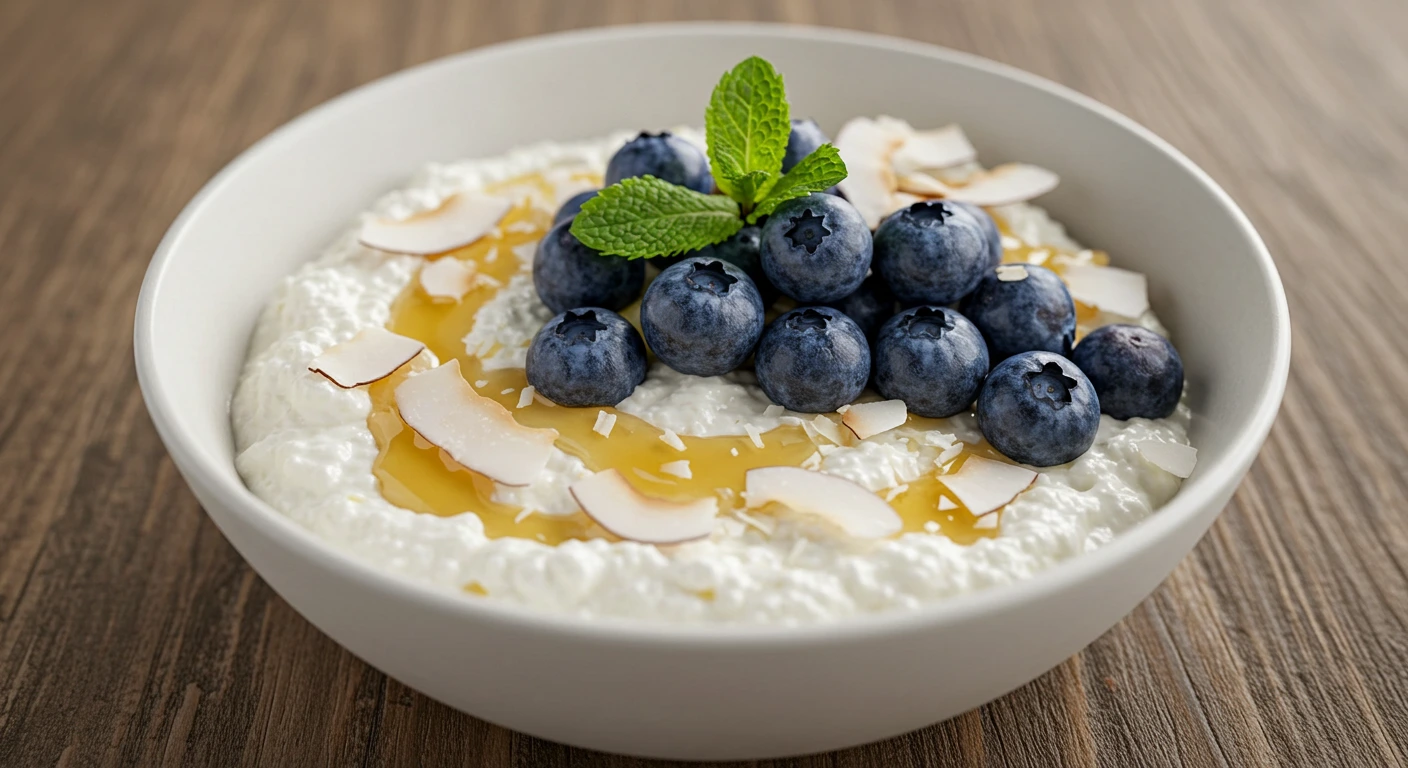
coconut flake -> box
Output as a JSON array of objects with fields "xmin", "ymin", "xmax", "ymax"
[
  {"xmin": 938, "ymin": 456, "xmax": 1038, "ymax": 516},
  {"xmin": 763, "ymin": 404, "xmax": 786, "ymax": 418},
  {"xmin": 892, "ymin": 125, "xmax": 977, "ymax": 176},
  {"xmin": 419, "ymin": 257, "xmax": 483, "ymax": 301},
  {"xmin": 810, "ymin": 415, "xmax": 846, "ymax": 445},
  {"xmin": 1061, "ymin": 263, "xmax": 1150, "ymax": 318},
  {"xmin": 996, "ymin": 264, "xmax": 1029, "ymax": 282},
  {"xmin": 938, "ymin": 496, "xmax": 958, "ymax": 511},
  {"xmin": 569, "ymin": 469, "xmax": 718, "ymax": 545},
  {"xmin": 883, "ymin": 484, "xmax": 909, "ymax": 502},
  {"xmin": 836, "ymin": 116, "xmax": 922, "ymax": 229},
  {"xmin": 359, "ymin": 193, "xmax": 512, "ymax": 255},
  {"xmin": 1136, "ymin": 440, "xmax": 1197, "ymax": 478},
  {"xmin": 660, "ymin": 429, "xmax": 686, "ymax": 452},
  {"xmin": 973, "ymin": 514, "xmax": 999, "ymax": 530},
  {"xmin": 745, "ymin": 424, "xmax": 764, "ymax": 449},
  {"xmin": 592, "ymin": 411, "xmax": 617, "ymax": 437},
  {"xmin": 841, "ymin": 399, "xmax": 908, "ymax": 440},
  {"xmin": 394, "ymin": 359, "xmax": 558, "ymax": 487},
  {"xmin": 660, "ymin": 460, "xmax": 692, "ymax": 479},
  {"xmin": 901, "ymin": 163, "xmax": 1059, "ymax": 207},
  {"xmin": 944, "ymin": 163, "xmax": 1059, "ymax": 206},
  {"xmin": 516, "ymin": 386, "xmax": 535, "ymax": 409},
  {"xmin": 745, "ymin": 467, "xmax": 902, "ymax": 539},
  {"xmin": 308, "ymin": 327, "xmax": 425, "ymax": 388}
]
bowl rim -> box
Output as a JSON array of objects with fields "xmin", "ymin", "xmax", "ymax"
[{"xmin": 134, "ymin": 21, "xmax": 1291, "ymax": 646}]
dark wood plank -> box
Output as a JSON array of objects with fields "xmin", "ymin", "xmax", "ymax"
[{"xmin": 1, "ymin": 0, "xmax": 1406, "ymax": 766}]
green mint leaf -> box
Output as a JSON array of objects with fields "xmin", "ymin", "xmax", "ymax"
[
  {"xmin": 705, "ymin": 56, "xmax": 790, "ymax": 205},
  {"xmin": 570, "ymin": 176, "xmax": 744, "ymax": 259},
  {"xmin": 749, "ymin": 144, "xmax": 849, "ymax": 223},
  {"xmin": 727, "ymin": 170, "xmax": 773, "ymax": 207}
]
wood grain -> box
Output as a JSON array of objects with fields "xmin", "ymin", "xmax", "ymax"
[{"xmin": 2, "ymin": 0, "xmax": 1406, "ymax": 765}]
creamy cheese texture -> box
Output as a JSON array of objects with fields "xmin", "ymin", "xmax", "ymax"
[{"xmin": 232, "ymin": 129, "xmax": 1192, "ymax": 625}]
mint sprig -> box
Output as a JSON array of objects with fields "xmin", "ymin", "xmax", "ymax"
[
  {"xmin": 570, "ymin": 176, "xmax": 743, "ymax": 259},
  {"xmin": 570, "ymin": 56, "xmax": 848, "ymax": 259},
  {"xmin": 749, "ymin": 144, "xmax": 847, "ymax": 223},
  {"xmin": 705, "ymin": 56, "xmax": 790, "ymax": 205}
]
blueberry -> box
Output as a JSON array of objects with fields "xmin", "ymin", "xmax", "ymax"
[
  {"xmin": 874, "ymin": 306, "xmax": 989, "ymax": 418},
  {"xmin": 948, "ymin": 200, "xmax": 1004, "ymax": 269},
  {"xmin": 760, "ymin": 193, "xmax": 872, "ymax": 303},
  {"xmin": 526, "ymin": 308, "xmax": 647, "ymax": 407},
  {"xmin": 782, "ymin": 118, "xmax": 829, "ymax": 173},
  {"xmin": 1071, "ymin": 324, "xmax": 1183, "ymax": 419},
  {"xmin": 976, "ymin": 351, "xmax": 1099, "ymax": 466},
  {"xmin": 822, "ymin": 274, "xmax": 896, "ymax": 341},
  {"xmin": 532, "ymin": 220, "xmax": 645, "ymax": 314},
  {"xmin": 872, "ymin": 200, "xmax": 991, "ymax": 306},
  {"xmin": 755, "ymin": 307, "xmax": 870, "ymax": 413},
  {"xmin": 960, "ymin": 264, "xmax": 1076, "ymax": 362},
  {"xmin": 640, "ymin": 257, "xmax": 765, "ymax": 376},
  {"xmin": 605, "ymin": 132, "xmax": 713, "ymax": 194},
  {"xmin": 686, "ymin": 225, "xmax": 777, "ymax": 305},
  {"xmin": 552, "ymin": 190, "xmax": 598, "ymax": 225}
]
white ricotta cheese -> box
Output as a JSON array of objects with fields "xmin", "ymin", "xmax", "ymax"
[{"xmin": 231, "ymin": 129, "xmax": 1193, "ymax": 625}]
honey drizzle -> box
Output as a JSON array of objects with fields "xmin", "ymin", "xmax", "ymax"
[{"xmin": 368, "ymin": 177, "xmax": 1031, "ymax": 546}]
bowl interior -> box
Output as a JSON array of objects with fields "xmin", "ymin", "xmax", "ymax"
[{"xmin": 137, "ymin": 24, "xmax": 1287, "ymax": 630}]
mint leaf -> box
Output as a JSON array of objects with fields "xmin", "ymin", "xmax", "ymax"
[
  {"xmin": 705, "ymin": 56, "xmax": 790, "ymax": 204},
  {"xmin": 570, "ymin": 176, "xmax": 743, "ymax": 259},
  {"xmin": 749, "ymin": 144, "xmax": 848, "ymax": 222},
  {"xmin": 727, "ymin": 170, "xmax": 773, "ymax": 206}
]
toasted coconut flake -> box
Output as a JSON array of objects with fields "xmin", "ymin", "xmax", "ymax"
[
  {"xmin": 569, "ymin": 469, "xmax": 717, "ymax": 544},
  {"xmin": 836, "ymin": 116, "xmax": 917, "ymax": 229},
  {"xmin": 996, "ymin": 264, "xmax": 1030, "ymax": 282},
  {"xmin": 308, "ymin": 327, "xmax": 425, "ymax": 388},
  {"xmin": 745, "ymin": 467, "xmax": 902, "ymax": 539},
  {"xmin": 516, "ymin": 386, "xmax": 535, "ymax": 409},
  {"xmin": 811, "ymin": 415, "xmax": 845, "ymax": 445},
  {"xmin": 359, "ymin": 193, "xmax": 512, "ymax": 255},
  {"xmin": 660, "ymin": 429, "xmax": 686, "ymax": 451},
  {"xmin": 419, "ymin": 257, "xmax": 480, "ymax": 301},
  {"xmin": 841, "ymin": 399, "xmax": 908, "ymax": 440},
  {"xmin": 1136, "ymin": 441, "xmax": 1197, "ymax": 478},
  {"xmin": 592, "ymin": 411, "xmax": 617, "ymax": 437},
  {"xmin": 1061, "ymin": 263, "xmax": 1150, "ymax": 318},
  {"xmin": 939, "ymin": 456, "xmax": 1038, "ymax": 516},
  {"xmin": 896, "ymin": 171, "xmax": 952, "ymax": 197},
  {"xmin": 941, "ymin": 163, "xmax": 1059, "ymax": 207},
  {"xmin": 394, "ymin": 360, "xmax": 558, "ymax": 487},
  {"xmin": 660, "ymin": 460, "xmax": 692, "ymax": 479},
  {"xmin": 938, "ymin": 496, "xmax": 958, "ymax": 511},
  {"xmin": 892, "ymin": 125, "xmax": 977, "ymax": 176},
  {"xmin": 745, "ymin": 424, "xmax": 764, "ymax": 449}
]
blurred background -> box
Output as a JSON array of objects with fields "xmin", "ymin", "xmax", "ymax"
[{"xmin": 2, "ymin": 1, "xmax": 1405, "ymax": 766}]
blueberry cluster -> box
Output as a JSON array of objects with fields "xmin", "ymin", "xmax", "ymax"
[{"xmin": 526, "ymin": 127, "xmax": 1184, "ymax": 467}]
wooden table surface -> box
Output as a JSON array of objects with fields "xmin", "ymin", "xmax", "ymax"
[{"xmin": 2, "ymin": 0, "xmax": 1406, "ymax": 765}]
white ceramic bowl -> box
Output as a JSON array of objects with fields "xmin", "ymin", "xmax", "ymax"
[{"xmin": 135, "ymin": 23, "xmax": 1290, "ymax": 760}]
